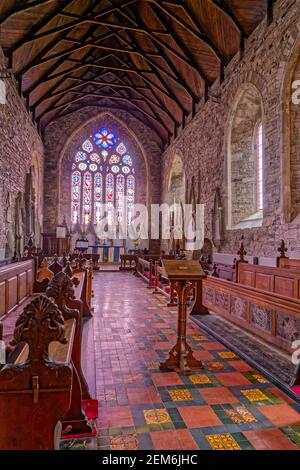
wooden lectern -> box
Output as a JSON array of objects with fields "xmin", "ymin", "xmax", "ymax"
[{"xmin": 160, "ymin": 260, "xmax": 206, "ymax": 374}]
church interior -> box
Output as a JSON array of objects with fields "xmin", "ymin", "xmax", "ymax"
[{"xmin": 1, "ymin": 0, "xmax": 300, "ymax": 453}]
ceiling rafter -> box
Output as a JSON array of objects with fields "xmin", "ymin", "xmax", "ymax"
[
  {"xmin": 37, "ymin": 91, "xmax": 168, "ymax": 140},
  {"xmin": 0, "ymin": 0, "xmax": 271, "ymax": 144},
  {"xmin": 34, "ymin": 76, "xmax": 174, "ymax": 123},
  {"xmin": 30, "ymin": 1, "xmax": 110, "ymax": 119},
  {"xmin": 208, "ymin": 0, "xmax": 248, "ymax": 36},
  {"xmin": 8, "ymin": 0, "xmax": 74, "ymax": 57},
  {"xmin": 0, "ymin": 0, "xmax": 55, "ymax": 23},
  {"xmin": 8, "ymin": 0, "xmax": 139, "ymax": 53}
]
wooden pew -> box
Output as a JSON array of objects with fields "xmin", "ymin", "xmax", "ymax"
[
  {"xmin": 202, "ymin": 276, "xmax": 300, "ymax": 353},
  {"xmin": 136, "ymin": 257, "xmax": 155, "ymax": 288},
  {"xmin": 210, "ymin": 262, "xmax": 236, "ymax": 281},
  {"xmin": 237, "ymin": 262, "xmax": 300, "ymax": 299},
  {"xmin": 72, "ymin": 256, "xmax": 93, "ymax": 319},
  {"xmin": 152, "ymin": 262, "xmax": 177, "ymax": 307},
  {"xmin": 120, "ymin": 254, "xmax": 137, "ymax": 271},
  {"xmin": 46, "ymin": 272, "xmax": 94, "ymax": 437},
  {"xmin": 0, "ymin": 295, "xmax": 74, "ymax": 450},
  {"xmin": 0, "ymin": 260, "xmax": 34, "ymax": 319}
]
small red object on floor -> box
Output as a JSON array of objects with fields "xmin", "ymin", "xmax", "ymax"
[
  {"xmin": 82, "ymin": 399, "xmax": 99, "ymax": 420},
  {"xmin": 291, "ymin": 386, "xmax": 300, "ymax": 396}
]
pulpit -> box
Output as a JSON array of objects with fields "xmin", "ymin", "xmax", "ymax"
[{"xmin": 160, "ymin": 260, "xmax": 206, "ymax": 374}]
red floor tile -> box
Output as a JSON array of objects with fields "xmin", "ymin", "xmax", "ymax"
[
  {"xmin": 151, "ymin": 372, "xmax": 183, "ymax": 387},
  {"xmin": 127, "ymin": 387, "xmax": 162, "ymax": 405},
  {"xmin": 193, "ymin": 350, "xmax": 214, "ymax": 361},
  {"xmin": 106, "ymin": 406, "xmax": 134, "ymax": 428},
  {"xmin": 150, "ymin": 429, "xmax": 199, "ymax": 450},
  {"xmin": 201, "ymin": 341, "xmax": 224, "ymax": 351},
  {"xmin": 178, "ymin": 405, "xmax": 222, "ymax": 428},
  {"xmin": 259, "ymin": 404, "xmax": 300, "ymax": 427},
  {"xmin": 216, "ymin": 372, "xmax": 251, "ymax": 387},
  {"xmin": 199, "ymin": 386, "xmax": 239, "ymax": 405},
  {"xmin": 228, "ymin": 360, "xmax": 253, "ymax": 371},
  {"xmin": 244, "ymin": 429, "xmax": 299, "ymax": 450}
]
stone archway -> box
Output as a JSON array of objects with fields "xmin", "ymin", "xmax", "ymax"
[
  {"xmin": 226, "ymin": 83, "xmax": 265, "ymax": 229},
  {"xmin": 280, "ymin": 34, "xmax": 300, "ymax": 223}
]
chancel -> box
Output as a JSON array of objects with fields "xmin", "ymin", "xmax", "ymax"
[{"xmin": 1, "ymin": 0, "xmax": 300, "ymax": 454}]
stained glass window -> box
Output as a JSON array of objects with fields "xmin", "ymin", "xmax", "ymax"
[
  {"xmin": 127, "ymin": 175, "xmax": 135, "ymax": 225},
  {"xmin": 116, "ymin": 175, "xmax": 125, "ymax": 223},
  {"xmin": 71, "ymin": 171, "xmax": 81, "ymax": 224},
  {"xmin": 82, "ymin": 139, "xmax": 93, "ymax": 153},
  {"xmin": 256, "ymin": 122, "xmax": 263, "ymax": 211},
  {"xmin": 83, "ymin": 172, "xmax": 92, "ymax": 225},
  {"xmin": 94, "ymin": 173, "xmax": 103, "ymax": 224},
  {"xmin": 71, "ymin": 128, "xmax": 135, "ymax": 226}
]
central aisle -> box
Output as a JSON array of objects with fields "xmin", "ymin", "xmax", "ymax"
[{"xmin": 93, "ymin": 272, "xmax": 300, "ymax": 451}]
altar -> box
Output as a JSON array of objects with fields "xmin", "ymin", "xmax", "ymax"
[{"xmin": 87, "ymin": 245, "xmax": 125, "ymax": 263}]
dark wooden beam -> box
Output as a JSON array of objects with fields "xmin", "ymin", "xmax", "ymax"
[
  {"xmin": 37, "ymin": 92, "xmax": 168, "ymax": 140},
  {"xmin": 8, "ymin": 0, "xmax": 74, "ymax": 55},
  {"xmin": 208, "ymin": 0, "xmax": 248, "ymax": 36},
  {"xmin": 267, "ymin": 0, "xmax": 274, "ymax": 25},
  {"xmin": 0, "ymin": 0, "xmax": 56, "ymax": 24}
]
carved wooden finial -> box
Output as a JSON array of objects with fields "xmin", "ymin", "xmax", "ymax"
[
  {"xmin": 36, "ymin": 258, "xmax": 54, "ymax": 282},
  {"xmin": 12, "ymin": 295, "xmax": 67, "ymax": 368},
  {"xmin": 49, "ymin": 255, "xmax": 63, "ymax": 276},
  {"xmin": 75, "ymin": 252, "xmax": 86, "ymax": 271},
  {"xmin": 63, "ymin": 260, "xmax": 73, "ymax": 278},
  {"xmin": 211, "ymin": 264, "xmax": 219, "ymax": 278},
  {"xmin": 62, "ymin": 254, "xmax": 68, "ymax": 267},
  {"xmin": 46, "ymin": 272, "xmax": 78, "ymax": 320},
  {"xmin": 278, "ymin": 239, "xmax": 288, "ymax": 258},
  {"xmin": 237, "ymin": 236, "xmax": 247, "ymax": 262}
]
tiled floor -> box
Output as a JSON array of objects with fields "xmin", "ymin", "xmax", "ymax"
[{"xmin": 91, "ymin": 272, "xmax": 300, "ymax": 450}]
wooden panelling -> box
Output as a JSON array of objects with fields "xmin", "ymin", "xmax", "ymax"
[
  {"xmin": 274, "ymin": 276, "xmax": 296, "ymax": 298},
  {"xmin": 255, "ymin": 273, "xmax": 273, "ymax": 292},
  {"xmin": 0, "ymin": 260, "xmax": 34, "ymax": 318},
  {"xmin": 0, "ymin": 282, "xmax": 5, "ymax": 317},
  {"xmin": 239, "ymin": 269, "xmax": 255, "ymax": 287},
  {"xmin": 202, "ymin": 277, "xmax": 300, "ymax": 352},
  {"xmin": 279, "ymin": 258, "xmax": 300, "ymax": 270},
  {"xmin": 27, "ymin": 269, "xmax": 33, "ymax": 295},
  {"xmin": 7, "ymin": 277, "xmax": 18, "ymax": 313},
  {"xmin": 19, "ymin": 272, "xmax": 27, "ymax": 303},
  {"xmin": 238, "ymin": 263, "xmax": 300, "ymax": 300}
]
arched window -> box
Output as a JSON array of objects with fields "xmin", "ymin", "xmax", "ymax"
[
  {"xmin": 71, "ymin": 128, "xmax": 135, "ymax": 225},
  {"xmin": 256, "ymin": 122, "xmax": 263, "ymax": 212},
  {"xmin": 228, "ymin": 86, "xmax": 264, "ymax": 229}
]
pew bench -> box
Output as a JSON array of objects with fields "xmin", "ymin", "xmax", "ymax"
[
  {"xmin": 0, "ymin": 260, "xmax": 35, "ymax": 320},
  {"xmin": 202, "ymin": 276, "xmax": 300, "ymax": 353},
  {"xmin": 0, "ymin": 296, "xmax": 75, "ymax": 450}
]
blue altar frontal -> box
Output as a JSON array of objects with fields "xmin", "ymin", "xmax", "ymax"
[{"xmin": 88, "ymin": 245, "xmax": 125, "ymax": 263}]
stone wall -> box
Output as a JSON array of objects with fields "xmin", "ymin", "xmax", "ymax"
[
  {"xmin": 0, "ymin": 48, "xmax": 44, "ymax": 259},
  {"xmin": 43, "ymin": 106, "xmax": 162, "ymax": 250},
  {"xmin": 160, "ymin": 0, "xmax": 300, "ymax": 258}
]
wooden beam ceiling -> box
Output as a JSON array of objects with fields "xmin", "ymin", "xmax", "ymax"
[{"xmin": 0, "ymin": 0, "xmax": 272, "ymax": 147}]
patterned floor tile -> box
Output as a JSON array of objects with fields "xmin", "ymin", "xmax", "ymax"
[
  {"xmin": 206, "ymin": 433, "xmax": 242, "ymax": 450},
  {"xmin": 70, "ymin": 272, "xmax": 300, "ymax": 451}
]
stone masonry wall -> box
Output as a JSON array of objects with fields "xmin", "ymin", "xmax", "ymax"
[
  {"xmin": 161, "ymin": 0, "xmax": 300, "ymax": 258},
  {"xmin": 0, "ymin": 48, "xmax": 44, "ymax": 259}
]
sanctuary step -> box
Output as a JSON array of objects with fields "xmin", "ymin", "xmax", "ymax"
[{"xmin": 192, "ymin": 313, "xmax": 296, "ymax": 391}]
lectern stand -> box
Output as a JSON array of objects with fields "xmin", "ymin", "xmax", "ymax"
[{"xmin": 160, "ymin": 260, "xmax": 206, "ymax": 374}]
